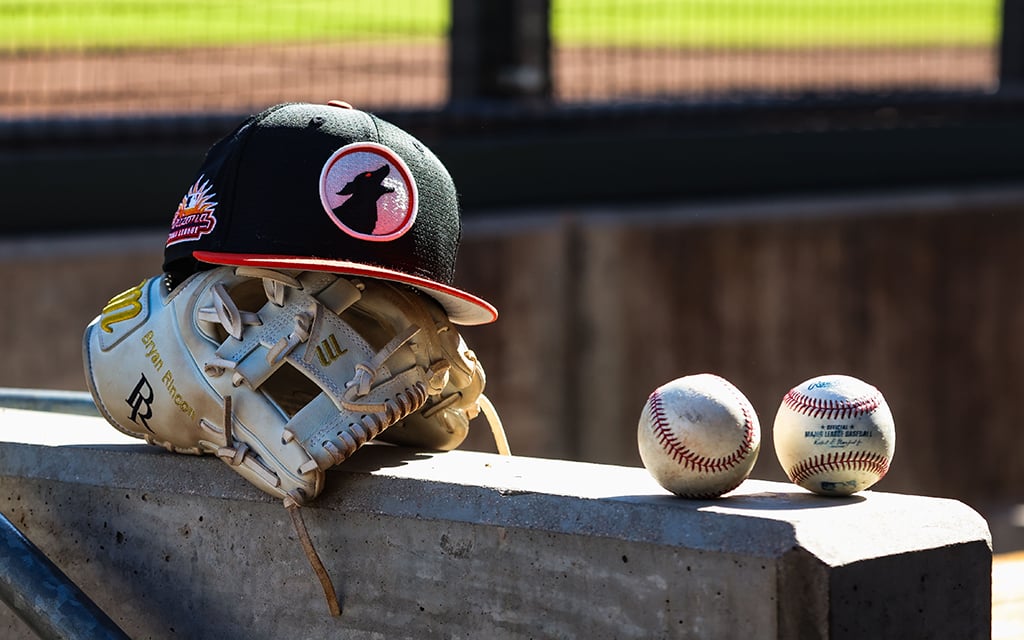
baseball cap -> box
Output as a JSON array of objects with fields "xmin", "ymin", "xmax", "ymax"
[{"xmin": 162, "ymin": 101, "xmax": 497, "ymax": 325}]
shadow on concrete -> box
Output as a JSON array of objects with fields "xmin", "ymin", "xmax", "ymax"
[
  {"xmin": 609, "ymin": 491, "xmax": 866, "ymax": 511},
  {"xmin": 707, "ymin": 491, "xmax": 868, "ymax": 510}
]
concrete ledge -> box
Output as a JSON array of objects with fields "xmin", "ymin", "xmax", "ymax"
[{"xmin": 0, "ymin": 408, "xmax": 992, "ymax": 639}]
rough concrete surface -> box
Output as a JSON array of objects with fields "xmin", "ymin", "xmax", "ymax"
[{"xmin": 0, "ymin": 408, "xmax": 993, "ymax": 639}]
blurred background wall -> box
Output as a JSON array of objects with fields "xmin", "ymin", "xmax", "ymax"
[{"xmin": 1, "ymin": 0, "xmax": 1022, "ymax": 549}]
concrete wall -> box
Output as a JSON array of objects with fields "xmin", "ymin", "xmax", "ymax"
[
  {"xmin": 0, "ymin": 408, "xmax": 994, "ymax": 640},
  {"xmin": 1, "ymin": 187, "xmax": 1022, "ymax": 531}
]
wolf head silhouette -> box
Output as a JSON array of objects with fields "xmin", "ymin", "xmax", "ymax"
[{"xmin": 331, "ymin": 164, "xmax": 395, "ymax": 235}]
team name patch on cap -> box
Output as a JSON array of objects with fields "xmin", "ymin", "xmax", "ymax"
[
  {"xmin": 167, "ymin": 176, "xmax": 218, "ymax": 246},
  {"xmin": 319, "ymin": 142, "xmax": 418, "ymax": 242}
]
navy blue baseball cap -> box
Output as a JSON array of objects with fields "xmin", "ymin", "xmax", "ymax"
[{"xmin": 163, "ymin": 101, "xmax": 497, "ymax": 325}]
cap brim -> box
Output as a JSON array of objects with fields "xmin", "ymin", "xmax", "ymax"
[{"xmin": 193, "ymin": 251, "xmax": 498, "ymax": 326}]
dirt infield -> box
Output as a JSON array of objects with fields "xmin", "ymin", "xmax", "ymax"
[
  {"xmin": 0, "ymin": 43, "xmax": 996, "ymax": 118},
  {"xmin": 994, "ymin": 551, "xmax": 1024, "ymax": 640}
]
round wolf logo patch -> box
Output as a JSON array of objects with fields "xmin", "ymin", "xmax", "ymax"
[{"xmin": 319, "ymin": 142, "xmax": 418, "ymax": 242}]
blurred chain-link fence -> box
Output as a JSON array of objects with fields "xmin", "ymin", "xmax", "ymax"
[{"xmin": 0, "ymin": 0, "xmax": 1005, "ymax": 120}]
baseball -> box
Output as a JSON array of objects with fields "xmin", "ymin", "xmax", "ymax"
[
  {"xmin": 637, "ymin": 374, "xmax": 761, "ymax": 499},
  {"xmin": 773, "ymin": 374, "xmax": 896, "ymax": 496}
]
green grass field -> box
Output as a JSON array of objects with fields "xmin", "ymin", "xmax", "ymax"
[
  {"xmin": 556, "ymin": 0, "xmax": 1000, "ymax": 48},
  {"xmin": 0, "ymin": 0, "xmax": 1000, "ymax": 51},
  {"xmin": 0, "ymin": 1, "xmax": 450, "ymax": 49}
]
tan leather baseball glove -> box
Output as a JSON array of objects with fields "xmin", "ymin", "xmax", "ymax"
[{"xmin": 83, "ymin": 266, "xmax": 509, "ymax": 614}]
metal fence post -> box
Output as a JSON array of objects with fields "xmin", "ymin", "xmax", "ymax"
[
  {"xmin": 1001, "ymin": 0, "xmax": 1024, "ymax": 91},
  {"xmin": 449, "ymin": 0, "xmax": 552, "ymax": 105},
  {"xmin": 0, "ymin": 513, "xmax": 130, "ymax": 640}
]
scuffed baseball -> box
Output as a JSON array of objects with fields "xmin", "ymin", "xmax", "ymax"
[
  {"xmin": 773, "ymin": 374, "xmax": 896, "ymax": 496},
  {"xmin": 637, "ymin": 374, "xmax": 761, "ymax": 499}
]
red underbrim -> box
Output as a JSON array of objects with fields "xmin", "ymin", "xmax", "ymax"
[{"xmin": 193, "ymin": 251, "xmax": 498, "ymax": 326}]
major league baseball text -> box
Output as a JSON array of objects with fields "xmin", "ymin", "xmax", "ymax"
[
  {"xmin": 637, "ymin": 374, "xmax": 760, "ymax": 499},
  {"xmin": 773, "ymin": 375, "xmax": 895, "ymax": 496}
]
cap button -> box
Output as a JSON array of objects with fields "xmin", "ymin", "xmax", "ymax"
[{"xmin": 327, "ymin": 100, "xmax": 355, "ymax": 110}]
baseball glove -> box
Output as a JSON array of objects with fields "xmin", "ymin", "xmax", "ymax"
[{"xmin": 83, "ymin": 266, "xmax": 508, "ymax": 613}]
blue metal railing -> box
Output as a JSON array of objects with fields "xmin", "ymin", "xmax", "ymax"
[
  {"xmin": 0, "ymin": 387, "xmax": 129, "ymax": 639},
  {"xmin": 0, "ymin": 388, "xmax": 99, "ymax": 418}
]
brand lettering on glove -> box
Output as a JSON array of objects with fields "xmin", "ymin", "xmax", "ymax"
[
  {"xmin": 100, "ymin": 281, "xmax": 146, "ymax": 333},
  {"xmin": 315, "ymin": 333, "xmax": 348, "ymax": 367},
  {"xmin": 126, "ymin": 374, "xmax": 155, "ymax": 431}
]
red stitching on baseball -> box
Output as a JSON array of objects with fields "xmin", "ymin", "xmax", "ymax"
[
  {"xmin": 648, "ymin": 380, "xmax": 756, "ymax": 475},
  {"xmin": 787, "ymin": 451, "xmax": 890, "ymax": 485},
  {"xmin": 782, "ymin": 388, "xmax": 881, "ymax": 421}
]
